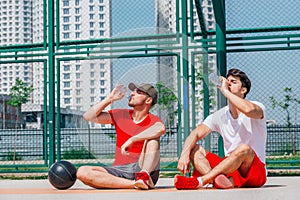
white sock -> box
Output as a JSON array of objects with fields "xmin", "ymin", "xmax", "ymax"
[{"xmin": 197, "ymin": 177, "xmax": 203, "ymax": 187}]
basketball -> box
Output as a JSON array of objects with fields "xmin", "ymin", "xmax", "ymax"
[{"xmin": 48, "ymin": 160, "xmax": 77, "ymax": 190}]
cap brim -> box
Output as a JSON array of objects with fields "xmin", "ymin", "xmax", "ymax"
[
  {"xmin": 128, "ymin": 82, "xmax": 137, "ymax": 91},
  {"xmin": 128, "ymin": 82, "xmax": 150, "ymax": 95}
]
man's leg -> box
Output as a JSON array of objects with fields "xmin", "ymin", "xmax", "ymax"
[
  {"xmin": 134, "ymin": 138, "xmax": 160, "ymax": 189},
  {"xmin": 139, "ymin": 138, "xmax": 160, "ymax": 172},
  {"xmin": 175, "ymin": 144, "xmax": 255, "ymax": 189},
  {"xmin": 190, "ymin": 144, "xmax": 212, "ymax": 177},
  {"xmin": 200, "ymin": 144, "xmax": 255, "ymax": 186},
  {"xmin": 174, "ymin": 144, "xmax": 214, "ymax": 189},
  {"xmin": 76, "ymin": 166, "xmax": 135, "ymax": 189}
]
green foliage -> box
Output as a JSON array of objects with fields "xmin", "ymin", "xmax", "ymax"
[
  {"xmin": 62, "ymin": 147, "xmax": 96, "ymax": 159},
  {"xmin": 269, "ymin": 87, "xmax": 300, "ymax": 155},
  {"xmin": 155, "ymin": 82, "xmax": 178, "ymax": 129},
  {"xmin": 6, "ymin": 78, "xmax": 34, "ymax": 163},
  {"xmin": 269, "ymin": 87, "xmax": 300, "ymax": 127},
  {"xmin": 7, "ymin": 78, "xmax": 34, "ymax": 107},
  {"xmin": 156, "ymin": 82, "xmax": 178, "ymax": 110}
]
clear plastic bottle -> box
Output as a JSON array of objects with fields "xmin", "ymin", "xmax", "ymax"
[
  {"xmin": 116, "ymin": 84, "xmax": 128, "ymax": 95},
  {"xmin": 209, "ymin": 73, "xmax": 222, "ymax": 87}
]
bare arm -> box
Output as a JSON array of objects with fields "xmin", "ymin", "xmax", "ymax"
[
  {"xmin": 83, "ymin": 85, "xmax": 127, "ymax": 124},
  {"xmin": 177, "ymin": 124, "xmax": 211, "ymax": 174},
  {"xmin": 219, "ymin": 77, "xmax": 264, "ymax": 119},
  {"xmin": 121, "ymin": 122, "xmax": 166, "ymax": 155}
]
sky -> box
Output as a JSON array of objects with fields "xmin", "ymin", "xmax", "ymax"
[
  {"xmin": 110, "ymin": 0, "xmax": 157, "ymax": 109},
  {"xmin": 226, "ymin": 0, "xmax": 300, "ymax": 124},
  {"xmin": 112, "ymin": 0, "xmax": 155, "ymax": 35}
]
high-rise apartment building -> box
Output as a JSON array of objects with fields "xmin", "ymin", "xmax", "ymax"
[
  {"xmin": 56, "ymin": 0, "xmax": 112, "ymax": 117},
  {"xmin": 0, "ymin": 0, "xmax": 33, "ymax": 95},
  {"xmin": 0, "ymin": 0, "xmax": 112, "ymax": 128},
  {"xmin": 156, "ymin": 0, "xmax": 216, "ymax": 125}
]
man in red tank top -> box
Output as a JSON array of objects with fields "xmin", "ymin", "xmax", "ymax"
[{"xmin": 77, "ymin": 83, "xmax": 165, "ymax": 190}]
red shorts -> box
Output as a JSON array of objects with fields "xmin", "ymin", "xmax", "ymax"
[{"xmin": 193, "ymin": 152, "xmax": 267, "ymax": 188}]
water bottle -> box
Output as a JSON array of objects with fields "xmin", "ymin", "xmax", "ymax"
[
  {"xmin": 117, "ymin": 84, "xmax": 128, "ymax": 95},
  {"xmin": 209, "ymin": 73, "xmax": 222, "ymax": 87}
]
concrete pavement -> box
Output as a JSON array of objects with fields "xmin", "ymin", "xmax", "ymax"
[{"xmin": 0, "ymin": 176, "xmax": 299, "ymax": 200}]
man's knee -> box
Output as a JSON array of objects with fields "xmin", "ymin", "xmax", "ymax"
[
  {"xmin": 233, "ymin": 144, "xmax": 254, "ymax": 158},
  {"xmin": 190, "ymin": 145, "xmax": 206, "ymax": 161},
  {"xmin": 145, "ymin": 138, "xmax": 160, "ymax": 151},
  {"xmin": 76, "ymin": 166, "xmax": 89, "ymax": 181}
]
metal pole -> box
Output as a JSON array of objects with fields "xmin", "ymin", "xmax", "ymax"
[
  {"xmin": 212, "ymin": 0, "xmax": 227, "ymax": 157},
  {"xmin": 182, "ymin": 0, "xmax": 190, "ymax": 142},
  {"xmin": 48, "ymin": 0, "xmax": 56, "ymax": 165}
]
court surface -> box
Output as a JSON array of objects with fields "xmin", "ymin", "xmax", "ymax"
[{"xmin": 0, "ymin": 176, "xmax": 299, "ymax": 200}]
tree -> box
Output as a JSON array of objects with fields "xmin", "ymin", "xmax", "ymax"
[
  {"xmin": 7, "ymin": 78, "xmax": 34, "ymax": 163},
  {"xmin": 155, "ymin": 82, "xmax": 178, "ymax": 137},
  {"xmin": 269, "ymin": 87, "xmax": 300, "ymax": 154}
]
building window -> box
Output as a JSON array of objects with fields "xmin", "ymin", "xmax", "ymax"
[
  {"xmin": 76, "ymin": 81, "xmax": 80, "ymax": 87},
  {"xmin": 63, "ymin": 65, "xmax": 70, "ymax": 71},
  {"xmin": 75, "ymin": 16, "xmax": 80, "ymax": 22},
  {"xmin": 63, "ymin": 73, "xmax": 70, "ymax": 79},
  {"xmin": 100, "ymin": 30, "xmax": 104, "ymax": 36},
  {"xmin": 63, "ymin": 17, "xmax": 70, "ymax": 22},
  {"xmin": 76, "ymin": 73, "xmax": 80, "ymax": 79},
  {"xmin": 64, "ymin": 82, "xmax": 70, "ymax": 88},
  {"xmin": 63, "ymin": 33, "xmax": 70, "ymax": 38},
  {"xmin": 63, "ymin": 0, "xmax": 69, "ymax": 7},
  {"xmin": 100, "ymin": 63, "xmax": 104, "ymax": 69},
  {"xmin": 90, "ymin": 30, "xmax": 94, "ymax": 36},
  {"xmin": 75, "ymin": 24, "xmax": 80, "ymax": 30},
  {"xmin": 90, "ymin": 63, "xmax": 94, "ymax": 69},
  {"xmin": 99, "ymin": 22, "xmax": 104, "ymax": 28},
  {"xmin": 99, "ymin": 14, "xmax": 104, "ymax": 20},
  {"xmin": 75, "ymin": 32, "xmax": 80, "ymax": 38},
  {"xmin": 90, "ymin": 88, "xmax": 95, "ymax": 94},
  {"xmin": 89, "ymin": 14, "xmax": 94, "ymax": 19},
  {"xmin": 100, "ymin": 80, "xmax": 105, "ymax": 86},
  {"xmin": 63, "ymin": 25, "xmax": 70, "ymax": 31},
  {"xmin": 89, "ymin": 6, "xmax": 94, "ymax": 11},
  {"xmin": 76, "ymin": 64, "xmax": 80, "ymax": 71},
  {"xmin": 75, "ymin": 0, "xmax": 80, "ymax": 6},
  {"xmin": 90, "ymin": 72, "xmax": 94, "ymax": 77},
  {"xmin": 63, "ymin": 8, "xmax": 69, "ymax": 14},
  {"xmin": 64, "ymin": 90, "xmax": 71, "ymax": 95},
  {"xmin": 90, "ymin": 80, "xmax": 95, "ymax": 86},
  {"xmin": 64, "ymin": 98, "xmax": 71, "ymax": 104},
  {"xmin": 90, "ymin": 97, "xmax": 95, "ymax": 102},
  {"xmin": 99, "ymin": 6, "xmax": 104, "ymax": 11},
  {"xmin": 75, "ymin": 8, "xmax": 80, "ymax": 14},
  {"xmin": 90, "ymin": 22, "xmax": 94, "ymax": 28}
]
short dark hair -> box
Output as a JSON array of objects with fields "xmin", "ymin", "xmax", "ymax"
[{"xmin": 226, "ymin": 68, "xmax": 251, "ymax": 98}]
